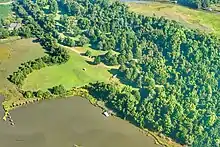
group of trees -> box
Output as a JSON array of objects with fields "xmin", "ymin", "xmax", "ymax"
[
  {"xmin": 6, "ymin": 0, "xmax": 219, "ymax": 146},
  {"xmin": 22, "ymin": 84, "xmax": 66, "ymax": 99},
  {"xmin": 59, "ymin": 0, "xmax": 220, "ymax": 146}
]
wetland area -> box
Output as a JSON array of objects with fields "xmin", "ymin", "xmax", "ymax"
[{"xmin": 0, "ymin": 96, "xmax": 160, "ymax": 147}]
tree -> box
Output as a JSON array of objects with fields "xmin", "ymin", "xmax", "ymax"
[
  {"xmin": 77, "ymin": 35, "xmax": 89, "ymax": 46},
  {"xmin": 85, "ymin": 50, "xmax": 92, "ymax": 57},
  {"xmin": 49, "ymin": 0, "xmax": 58, "ymax": 14},
  {"xmin": 0, "ymin": 28, "xmax": 9, "ymax": 39},
  {"xmin": 36, "ymin": 90, "xmax": 44, "ymax": 98},
  {"xmin": 23, "ymin": 91, "xmax": 33, "ymax": 98},
  {"xmin": 63, "ymin": 36, "xmax": 75, "ymax": 47},
  {"xmin": 50, "ymin": 85, "xmax": 66, "ymax": 95},
  {"xmin": 94, "ymin": 56, "xmax": 101, "ymax": 65}
]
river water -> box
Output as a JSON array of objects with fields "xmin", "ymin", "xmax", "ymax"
[{"xmin": 0, "ymin": 96, "xmax": 160, "ymax": 147}]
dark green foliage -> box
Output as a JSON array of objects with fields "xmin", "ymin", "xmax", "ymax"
[
  {"xmin": 101, "ymin": 50, "xmax": 118, "ymax": 66},
  {"xmin": 76, "ymin": 35, "xmax": 89, "ymax": 46},
  {"xmin": 93, "ymin": 56, "xmax": 101, "ymax": 65},
  {"xmin": 0, "ymin": 28, "xmax": 9, "ymax": 39},
  {"xmin": 49, "ymin": 0, "xmax": 58, "ymax": 14},
  {"xmin": 50, "ymin": 85, "xmax": 66, "ymax": 95},
  {"xmin": 62, "ymin": 36, "xmax": 75, "ymax": 47},
  {"xmin": 85, "ymin": 50, "xmax": 92, "ymax": 57},
  {"xmin": 23, "ymin": 91, "xmax": 34, "ymax": 98}
]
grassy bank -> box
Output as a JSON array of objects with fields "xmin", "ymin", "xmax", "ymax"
[{"xmin": 127, "ymin": 2, "xmax": 220, "ymax": 35}]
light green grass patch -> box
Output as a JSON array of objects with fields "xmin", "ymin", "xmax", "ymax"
[
  {"xmin": 127, "ymin": 2, "xmax": 220, "ymax": 35},
  {"xmin": 75, "ymin": 44, "xmax": 107, "ymax": 56},
  {"xmin": 0, "ymin": 4, "xmax": 11, "ymax": 19},
  {"xmin": 22, "ymin": 51, "xmax": 112, "ymax": 91}
]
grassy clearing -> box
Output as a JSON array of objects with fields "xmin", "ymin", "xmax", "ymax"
[
  {"xmin": 0, "ymin": 4, "xmax": 11, "ymax": 19},
  {"xmin": 22, "ymin": 50, "xmax": 113, "ymax": 91},
  {"xmin": 127, "ymin": 2, "xmax": 220, "ymax": 35},
  {"xmin": 75, "ymin": 44, "xmax": 107, "ymax": 56}
]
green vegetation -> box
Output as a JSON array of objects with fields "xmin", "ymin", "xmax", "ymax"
[
  {"xmin": 177, "ymin": 0, "xmax": 220, "ymax": 9},
  {"xmin": 1, "ymin": 0, "xmax": 219, "ymax": 147},
  {"xmin": 127, "ymin": 2, "xmax": 220, "ymax": 35},
  {"xmin": 22, "ymin": 51, "xmax": 112, "ymax": 91},
  {"xmin": 146, "ymin": 0, "xmax": 220, "ymax": 9},
  {"xmin": 0, "ymin": 0, "xmax": 11, "ymax": 3},
  {"xmin": 0, "ymin": 5, "xmax": 11, "ymax": 19}
]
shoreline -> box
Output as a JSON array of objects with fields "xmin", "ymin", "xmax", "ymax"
[{"xmin": 0, "ymin": 93, "xmax": 181, "ymax": 147}]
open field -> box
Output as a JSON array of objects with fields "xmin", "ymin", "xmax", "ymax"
[
  {"xmin": 126, "ymin": 2, "xmax": 220, "ymax": 35},
  {"xmin": 22, "ymin": 50, "xmax": 113, "ymax": 91},
  {"xmin": 0, "ymin": 4, "xmax": 11, "ymax": 19}
]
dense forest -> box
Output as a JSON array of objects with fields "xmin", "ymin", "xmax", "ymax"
[{"xmin": 2, "ymin": 0, "xmax": 219, "ymax": 146}]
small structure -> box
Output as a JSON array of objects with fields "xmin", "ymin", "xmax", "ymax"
[
  {"xmin": 8, "ymin": 23, "xmax": 21, "ymax": 31},
  {"xmin": 112, "ymin": 74, "xmax": 117, "ymax": 78},
  {"xmin": 83, "ymin": 68, "xmax": 86, "ymax": 71},
  {"xmin": 103, "ymin": 111, "xmax": 110, "ymax": 117}
]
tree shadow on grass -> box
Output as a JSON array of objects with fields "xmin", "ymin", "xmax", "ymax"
[{"xmin": 86, "ymin": 60, "xmax": 96, "ymax": 65}]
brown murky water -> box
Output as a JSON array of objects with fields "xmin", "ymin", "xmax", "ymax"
[{"xmin": 0, "ymin": 96, "xmax": 160, "ymax": 147}]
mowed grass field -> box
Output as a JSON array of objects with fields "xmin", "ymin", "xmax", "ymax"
[
  {"xmin": 127, "ymin": 2, "xmax": 220, "ymax": 35},
  {"xmin": 22, "ymin": 50, "xmax": 112, "ymax": 91}
]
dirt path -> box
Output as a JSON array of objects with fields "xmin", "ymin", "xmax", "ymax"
[
  {"xmin": 0, "ymin": 1, "xmax": 13, "ymax": 5},
  {"xmin": 63, "ymin": 45, "xmax": 119, "ymax": 69}
]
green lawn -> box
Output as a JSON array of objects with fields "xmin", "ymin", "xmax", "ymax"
[
  {"xmin": 22, "ymin": 50, "xmax": 112, "ymax": 91},
  {"xmin": 0, "ymin": 4, "xmax": 11, "ymax": 19},
  {"xmin": 127, "ymin": 2, "xmax": 220, "ymax": 35}
]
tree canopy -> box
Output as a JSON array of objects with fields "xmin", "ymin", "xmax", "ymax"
[{"xmin": 6, "ymin": 0, "xmax": 220, "ymax": 146}]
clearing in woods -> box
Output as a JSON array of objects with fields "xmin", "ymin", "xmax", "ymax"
[{"xmin": 22, "ymin": 49, "xmax": 113, "ymax": 91}]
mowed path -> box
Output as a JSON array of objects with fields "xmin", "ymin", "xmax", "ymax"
[{"xmin": 64, "ymin": 45, "xmax": 119, "ymax": 69}]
